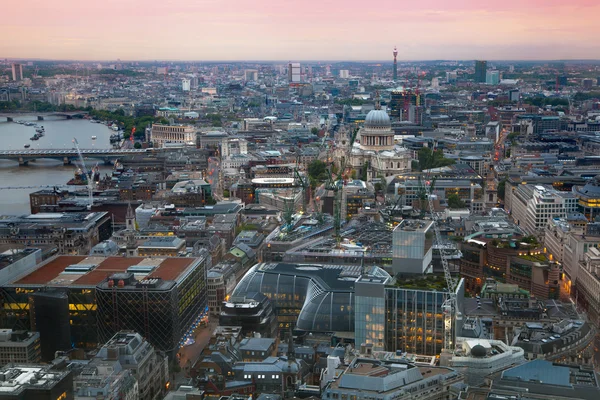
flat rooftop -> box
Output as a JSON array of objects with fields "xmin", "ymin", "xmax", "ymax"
[{"xmin": 9, "ymin": 256, "xmax": 198, "ymax": 287}]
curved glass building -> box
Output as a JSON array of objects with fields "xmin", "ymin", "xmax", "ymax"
[{"xmin": 232, "ymin": 262, "xmax": 391, "ymax": 332}]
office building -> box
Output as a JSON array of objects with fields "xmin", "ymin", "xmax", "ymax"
[
  {"xmin": 244, "ymin": 69, "xmax": 258, "ymax": 81},
  {"xmin": 150, "ymin": 124, "xmax": 196, "ymax": 148},
  {"xmin": 515, "ymin": 114, "xmax": 561, "ymax": 134},
  {"xmin": 11, "ymin": 63, "xmax": 23, "ymax": 82},
  {"xmin": 393, "ymin": 176, "xmax": 484, "ymax": 214},
  {"xmin": 486, "ymin": 70, "xmax": 500, "ymax": 85},
  {"xmin": 0, "ymin": 364, "xmax": 73, "ymax": 400},
  {"xmin": 392, "ymin": 220, "xmax": 434, "ymax": 275},
  {"xmin": 232, "ymin": 263, "xmax": 391, "ymax": 333},
  {"xmin": 288, "ymin": 63, "xmax": 301, "ymax": 83},
  {"xmin": 575, "ymin": 247, "xmax": 600, "ymax": 324},
  {"xmin": 385, "ymin": 277, "xmax": 465, "ymax": 356},
  {"xmin": 510, "ymin": 184, "xmax": 578, "ymax": 236},
  {"xmin": 1, "ymin": 254, "xmax": 208, "ymax": 354},
  {"xmin": 0, "ymin": 212, "xmax": 112, "ymax": 255},
  {"xmin": 207, "ymin": 262, "xmax": 237, "ymax": 316},
  {"xmin": 354, "ymin": 275, "xmax": 390, "ymax": 350},
  {"xmin": 182, "ymin": 78, "xmax": 191, "ymax": 91},
  {"xmin": 493, "ymin": 359, "xmax": 600, "ymax": 399},
  {"xmin": 574, "ymin": 176, "xmax": 600, "ymax": 221},
  {"xmin": 0, "ymin": 330, "xmax": 41, "ymax": 365},
  {"xmin": 446, "ymin": 71, "xmax": 457, "ymax": 83},
  {"xmin": 322, "ymin": 357, "xmax": 461, "ymax": 400},
  {"xmin": 94, "ymin": 331, "xmax": 168, "ymax": 400},
  {"xmin": 512, "ymin": 319, "xmax": 595, "ymax": 364},
  {"xmin": 136, "ymin": 236, "xmax": 186, "ymax": 256},
  {"xmin": 474, "ymin": 60, "xmax": 487, "ymax": 83},
  {"xmin": 339, "ymin": 69, "xmax": 349, "ymax": 79},
  {"xmin": 73, "ymin": 356, "xmax": 138, "ymax": 400},
  {"xmin": 563, "ymin": 231, "xmax": 600, "ymax": 296},
  {"xmin": 219, "ymin": 292, "xmax": 278, "ymax": 338}
]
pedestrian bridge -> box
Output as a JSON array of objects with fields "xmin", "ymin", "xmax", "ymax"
[{"xmin": 0, "ymin": 148, "xmax": 150, "ymax": 165}]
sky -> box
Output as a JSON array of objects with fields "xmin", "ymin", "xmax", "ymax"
[{"xmin": 2, "ymin": 0, "xmax": 599, "ymax": 61}]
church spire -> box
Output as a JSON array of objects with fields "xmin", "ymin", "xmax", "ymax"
[
  {"xmin": 287, "ymin": 326, "xmax": 295, "ymax": 361},
  {"xmin": 126, "ymin": 202, "xmax": 136, "ymax": 231}
]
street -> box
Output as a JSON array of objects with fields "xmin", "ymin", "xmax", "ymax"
[
  {"xmin": 207, "ymin": 156, "xmax": 222, "ymax": 200},
  {"xmin": 175, "ymin": 319, "xmax": 218, "ymax": 385}
]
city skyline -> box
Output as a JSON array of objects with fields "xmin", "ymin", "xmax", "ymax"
[{"xmin": 2, "ymin": 0, "xmax": 599, "ymax": 61}]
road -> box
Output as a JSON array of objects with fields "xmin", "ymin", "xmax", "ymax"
[
  {"xmin": 207, "ymin": 156, "xmax": 222, "ymax": 200},
  {"xmin": 178, "ymin": 319, "xmax": 218, "ymax": 371}
]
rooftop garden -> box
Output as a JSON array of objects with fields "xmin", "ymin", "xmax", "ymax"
[
  {"xmin": 395, "ymin": 275, "xmax": 450, "ymax": 292},
  {"xmin": 516, "ymin": 253, "xmax": 548, "ymax": 263}
]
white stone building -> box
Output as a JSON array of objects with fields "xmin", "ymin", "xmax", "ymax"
[{"xmin": 343, "ymin": 107, "xmax": 412, "ymax": 181}]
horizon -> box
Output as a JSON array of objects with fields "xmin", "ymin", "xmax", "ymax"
[
  {"xmin": 2, "ymin": 0, "xmax": 599, "ymax": 61},
  {"xmin": 4, "ymin": 58, "xmax": 600, "ymax": 64}
]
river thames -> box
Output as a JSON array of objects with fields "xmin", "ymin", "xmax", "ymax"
[{"xmin": 0, "ymin": 116, "xmax": 115, "ymax": 215}]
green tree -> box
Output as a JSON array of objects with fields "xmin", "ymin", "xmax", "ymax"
[
  {"xmin": 223, "ymin": 189, "xmax": 230, "ymax": 198},
  {"xmin": 497, "ymin": 179, "xmax": 507, "ymax": 201},
  {"xmin": 308, "ymin": 160, "xmax": 328, "ymax": 181},
  {"xmin": 133, "ymin": 142, "xmax": 142, "ymax": 149},
  {"xmin": 311, "ymin": 127, "xmax": 319, "ymax": 135},
  {"xmin": 447, "ymin": 194, "xmax": 466, "ymax": 209},
  {"xmin": 361, "ymin": 161, "xmax": 369, "ymax": 181},
  {"xmin": 417, "ymin": 147, "xmax": 455, "ymax": 171}
]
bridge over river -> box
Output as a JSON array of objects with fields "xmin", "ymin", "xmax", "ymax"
[
  {"xmin": 0, "ymin": 148, "xmax": 150, "ymax": 165},
  {"xmin": 0, "ymin": 112, "xmax": 89, "ymax": 121}
]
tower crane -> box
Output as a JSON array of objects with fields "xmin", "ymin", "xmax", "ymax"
[
  {"xmin": 72, "ymin": 138, "xmax": 95, "ymax": 210},
  {"xmin": 426, "ymin": 180, "xmax": 460, "ymax": 352},
  {"xmin": 293, "ymin": 154, "xmax": 309, "ymax": 213}
]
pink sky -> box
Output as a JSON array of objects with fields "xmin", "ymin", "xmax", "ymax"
[{"xmin": 2, "ymin": 0, "xmax": 599, "ymax": 61}]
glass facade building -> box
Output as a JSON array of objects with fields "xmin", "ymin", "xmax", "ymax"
[
  {"xmin": 354, "ymin": 276, "xmax": 389, "ymax": 349},
  {"xmin": 232, "ymin": 263, "xmax": 391, "ymax": 333},
  {"xmin": 385, "ymin": 278, "xmax": 465, "ymax": 356},
  {"xmin": 392, "ymin": 220, "xmax": 434, "ymax": 275}
]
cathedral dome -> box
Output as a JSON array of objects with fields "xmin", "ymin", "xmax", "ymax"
[{"xmin": 364, "ymin": 109, "xmax": 391, "ymax": 129}]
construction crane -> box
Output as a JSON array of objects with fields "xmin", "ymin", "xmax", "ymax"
[
  {"xmin": 324, "ymin": 166, "xmax": 343, "ymax": 244},
  {"xmin": 426, "ymin": 180, "xmax": 459, "ymax": 352},
  {"xmin": 293, "ymin": 155, "xmax": 309, "ymax": 213},
  {"xmin": 72, "ymin": 138, "xmax": 95, "ymax": 210}
]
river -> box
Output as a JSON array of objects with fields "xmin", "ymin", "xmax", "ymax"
[{"xmin": 0, "ymin": 116, "xmax": 115, "ymax": 215}]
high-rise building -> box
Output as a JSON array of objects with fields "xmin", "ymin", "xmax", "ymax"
[
  {"xmin": 474, "ymin": 60, "xmax": 487, "ymax": 83},
  {"xmin": 182, "ymin": 78, "xmax": 191, "ymax": 91},
  {"xmin": 11, "ymin": 63, "xmax": 23, "ymax": 81},
  {"xmin": 288, "ymin": 62, "xmax": 301, "ymax": 83},
  {"xmin": 339, "ymin": 69, "xmax": 349, "ymax": 79},
  {"xmin": 393, "ymin": 46, "xmax": 398, "ymax": 81},
  {"xmin": 486, "ymin": 70, "xmax": 500, "ymax": 85},
  {"xmin": 446, "ymin": 71, "xmax": 457, "ymax": 83},
  {"xmin": 244, "ymin": 69, "xmax": 258, "ymax": 81}
]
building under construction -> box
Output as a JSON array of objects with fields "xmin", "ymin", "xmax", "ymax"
[
  {"xmin": 0, "ymin": 254, "xmax": 208, "ymax": 355},
  {"xmin": 388, "ymin": 90, "xmax": 423, "ymax": 123}
]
